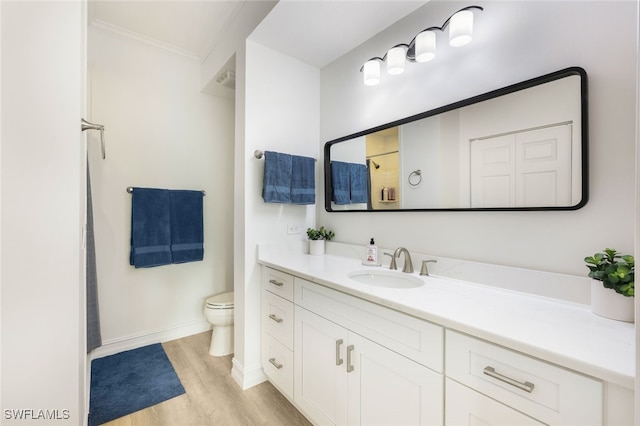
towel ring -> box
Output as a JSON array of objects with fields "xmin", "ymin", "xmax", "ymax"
[{"xmin": 408, "ymin": 170, "xmax": 422, "ymax": 187}]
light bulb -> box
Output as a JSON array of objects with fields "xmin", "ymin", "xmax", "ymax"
[
  {"xmin": 363, "ymin": 60, "xmax": 380, "ymax": 86},
  {"xmin": 415, "ymin": 30, "xmax": 436, "ymax": 63},
  {"xmin": 449, "ymin": 10, "xmax": 474, "ymax": 47},
  {"xmin": 386, "ymin": 46, "xmax": 406, "ymax": 75}
]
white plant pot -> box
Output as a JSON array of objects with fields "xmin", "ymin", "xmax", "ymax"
[
  {"xmin": 309, "ymin": 240, "xmax": 325, "ymax": 255},
  {"xmin": 591, "ymin": 280, "xmax": 634, "ymax": 322}
]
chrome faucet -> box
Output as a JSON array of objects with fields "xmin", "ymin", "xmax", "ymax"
[{"xmin": 392, "ymin": 247, "xmax": 414, "ymax": 273}]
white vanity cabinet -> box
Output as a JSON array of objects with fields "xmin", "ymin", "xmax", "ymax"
[
  {"xmin": 293, "ymin": 277, "xmax": 444, "ymax": 425},
  {"xmin": 445, "ymin": 330, "xmax": 603, "ymax": 425},
  {"xmin": 259, "ymin": 260, "xmax": 633, "ymax": 426},
  {"xmin": 294, "ymin": 306, "xmax": 443, "ymax": 426},
  {"xmin": 446, "ymin": 379, "xmax": 545, "ymax": 425},
  {"xmin": 261, "ymin": 267, "xmax": 295, "ymax": 398}
]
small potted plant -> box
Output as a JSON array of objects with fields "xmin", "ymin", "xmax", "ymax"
[
  {"xmin": 584, "ymin": 248, "xmax": 634, "ymax": 322},
  {"xmin": 306, "ymin": 226, "xmax": 335, "ymax": 255}
]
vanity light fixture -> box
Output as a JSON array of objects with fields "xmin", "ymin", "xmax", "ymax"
[
  {"xmin": 363, "ymin": 58, "xmax": 382, "ymax": 86},
  {"xmin": 361, "ymin": 5, "xmax": 483, "ymax": 86},
  {"xmin": 415, "ymin": 30, "xmax": 436, "ymax": 63},
  {"xmin": 386, "ymin": 44, "xmax": 408, "ymax": 75},
  {"xmin": 449, "ymin": 9, "xmax": 475, "ymax": 47}
]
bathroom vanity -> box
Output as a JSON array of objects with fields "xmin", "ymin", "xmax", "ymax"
[{"xmin": 258, "ymin": 244, "xmax": 634, "ymax": 425}]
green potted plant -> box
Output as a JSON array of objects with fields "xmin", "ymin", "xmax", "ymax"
[
  {"xmin": 584, "ymin": 248, "xmax": 634, "ymax": 322},
  {"xmin": 307, "ymin": 226, "xmax": 334, "ymax": 255}
]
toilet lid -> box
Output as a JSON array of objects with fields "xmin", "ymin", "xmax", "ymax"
[{"xmin": 206, "ymin": 292, "xmax": 234, "ymax": 308}]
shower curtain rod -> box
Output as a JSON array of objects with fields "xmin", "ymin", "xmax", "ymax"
[
  {"xmin": 126, "ymin": 187, "xmax": 206, "ymax": 195},
  {"xmin": 253, "ymin": 150, "xmax": 317, "ymax": 161},
  {"xmin": 81, "ymin": 118, "xmax": 106, "ymax": 159}
]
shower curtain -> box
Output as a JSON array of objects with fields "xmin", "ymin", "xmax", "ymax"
[{"xmin": 86, "ymin": 164, "xmax": 102, "ymax": 352}]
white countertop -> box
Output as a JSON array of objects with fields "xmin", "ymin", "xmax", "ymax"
[{"xmin": 257, "ymin": 246, "xmax": 635, "ymax": 389}]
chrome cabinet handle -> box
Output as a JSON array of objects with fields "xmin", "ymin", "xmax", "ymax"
[
  {"xmin": 269, "ymin": 279, "xmax": 284, "ymax": 287},
  {"xmin": 483, "ymin": 366, "xmax": 535, "ymax": 393},
  {"xmin": 335, "ymin": 339, "xmax": 344, "ymax": 366},
  {"xmin": 269, "ymin": 358, "xmax": 283, "ymax": 369},
  {"xmin": 268, "ymin": 314, "xmax": 283, "ymax": 323},
  {"xmin": 346, "ymin": 345, "xmax": 355, "ymax": 373}
]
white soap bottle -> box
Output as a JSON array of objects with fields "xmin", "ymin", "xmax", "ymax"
[{"xmin": 366, "ymin": 238, "xmax": 378, "ymax": 265}]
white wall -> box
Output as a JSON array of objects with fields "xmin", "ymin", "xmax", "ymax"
[
  {"xmin": 320, "ymin": 1, "xmax": 638, "ymax": 276},
  {"xmin": 1, "ymin": 1, "xmax": 85, "ymax": 423},
  {"xmin": 400, "ymin": 116, "xmax": 441, "ymax": 208},
  {"xmin": 88, "ymin": 26, "xmax": 235, "ymax": 354},
  {"xmin": 232, "ymin": 39, "xmax": 319, "ymax": 387}
]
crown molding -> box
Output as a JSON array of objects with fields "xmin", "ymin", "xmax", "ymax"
[{"xmin": 90, "ymin": 19, "xmax": 200, "ymax": 62}]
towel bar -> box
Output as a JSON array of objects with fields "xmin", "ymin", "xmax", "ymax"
[
  {"xmin": 126, "ymin": 187, "xmax": 206, "ymax": 195},
  {"xmin": 254, "ymin": 150, "xmax": 316, "ymax": 161}
]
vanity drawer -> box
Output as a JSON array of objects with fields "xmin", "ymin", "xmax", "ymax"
[
  {"xmin": 262, "ymin": 333, "xmax": 294, "ymax": 398},
  {"xmin": 445, "ymin": 378, "xmax": 544, "ymax": 425},
  {"xmin": 262, "ymin": 290, "xmax": 294, "ymax": 350},
  {"xmin": 294, "ymin": 277, "xmax": 443, "ymax": 372},
  {"xmin": 262, "ymin": 267, "xmax": 294, "ymax": 301},
  {"xmin": 446, "ymin": 330, "xmax": 603, "ymax": 425}
]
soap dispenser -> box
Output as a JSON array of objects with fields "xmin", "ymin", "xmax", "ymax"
[{"xmin": 364, "ymin": 238, "xmax": 379, "ymax": 266}]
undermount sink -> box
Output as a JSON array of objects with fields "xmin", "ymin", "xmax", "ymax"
[{"xmin": 348, "ymin": 269, "xmax": 424, "ymax": 289}]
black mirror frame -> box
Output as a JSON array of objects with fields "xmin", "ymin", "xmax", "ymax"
[{"xmin": 324, "ymin": 67, "xmax": 588, "ymax": 212}]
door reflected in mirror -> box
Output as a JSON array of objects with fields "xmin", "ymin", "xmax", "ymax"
[{"xmin": 324, "ymin": 67, "xmax": 588, "ymax": 212}]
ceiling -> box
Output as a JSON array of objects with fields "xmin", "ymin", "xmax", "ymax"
[
  {"xmin": 88, "ymin": 0, "xmax": 428, "ymax": 68},
  {"xmin": 249, "ymin": 1, "xmax": 428, "ymax": 68},
  {"xmin": 89, "ymin": 1, "xmax": 245, "ymax": 61}
]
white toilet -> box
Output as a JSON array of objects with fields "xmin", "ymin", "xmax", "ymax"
[{"xmin": 203, "ymin": 291, "xmax": 234, "ymax": 356}]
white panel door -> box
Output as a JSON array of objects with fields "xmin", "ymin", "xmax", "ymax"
[
  {"xmin": 515, "ymin": 124, "xmax": 572, "ymax": 207},
  {"xmin": 294, "ymin": 307, "xmax": 348, "ymax": 426},
  {"xmin": 470, "ymin": 134, "xmax": 516, "ymax": 207},
  {"xmin": 471, "ymin": 124, "xmax": 571, "ymax": 207},
  {"xmin": 347, "ymin": 332, "xmax": 443, "ymax": 426}
]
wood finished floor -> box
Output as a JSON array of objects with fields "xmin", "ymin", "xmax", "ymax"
[{"xmin": 102, "ymin": 331, "xmax": 311, "ymax": 426}]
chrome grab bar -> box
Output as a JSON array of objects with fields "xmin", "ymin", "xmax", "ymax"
[{"xmin": 483, "ymin": 366, "xmax": 535, "ymax": 393}]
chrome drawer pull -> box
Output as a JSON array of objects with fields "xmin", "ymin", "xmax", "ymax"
[
  {"xmin": 346, "ymin": 345, "xmax": 355, "ymax": 373},
  {"xmin": 269, "ymin": 279, "xmax": 284, "ymax": 287},
  {"xmin": 269, "ymin": 358, "xmax": 283, "ymax": 369},
  {"xmin": 335, "ymin": 339, "xmax": 344, "ymax": 366},
  {"xmin": 483, "ymin": 366, "xmax": 535, "ymax": 393},
  {"xmin": 268, "ymin": 314, "xmax": 283, "ymax": 323}
]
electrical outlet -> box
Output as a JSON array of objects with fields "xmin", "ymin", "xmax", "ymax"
[{"xmin": 287, "ymin": 224, "xmax": 300, "ymax": 235}]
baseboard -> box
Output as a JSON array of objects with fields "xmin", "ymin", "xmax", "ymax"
[
  {"xmin": 90, "ymin": 319, "xmax": 211, "ymax": 360},
  {"xmin": 231, "ymin": 357, "xmax": 268, "ymax": 390}
]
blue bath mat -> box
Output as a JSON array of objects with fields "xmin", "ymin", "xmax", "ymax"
[{"xmin": 88, "ymin": 343, "xmax": 185, "ymax": 426}]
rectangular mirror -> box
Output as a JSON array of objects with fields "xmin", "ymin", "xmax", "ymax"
[{"xmin": 324, "ymin": 67, "xmax": 588, "ymax": 212}]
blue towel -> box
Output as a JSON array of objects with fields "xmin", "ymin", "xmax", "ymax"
[
  {"xmin": 331, "ymin": 161, "xmax": 351, "ymax": 205},
  {"xmin": 291, "ymin": 155, "xmax": 315, "ymax": 205},
  {"xmin": 263, "ymin": 151, "xmax": 292, "ymax": 203},
  {"xmin": 130, "ymin": 188, "xmax": 172, "ymax": 268},
  {"xmin": 169, "ymin": 190, "xmax": 204, "ymax": 264},
  {"xmin": 350, "ymin": 163, "xmax": 369, "ymax": 204}
]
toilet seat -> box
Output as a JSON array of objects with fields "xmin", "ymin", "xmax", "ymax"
[{"xmin": 206, "ymin": 292, "xmax": 234, "ymax": 309}]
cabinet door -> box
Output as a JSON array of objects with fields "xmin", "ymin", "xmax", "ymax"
[
  {"xmin": 446, "ymin": 379, "xmax": 544, "ymax": 426},
  {"xmin": 347, "ymin": 332, "xmax": 443, "ymax": 426},
  {"xmin": 294, "ymin": 307, "xmax": 348, "ymax": 426}
]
